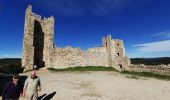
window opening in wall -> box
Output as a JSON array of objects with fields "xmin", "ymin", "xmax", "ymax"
[
  {"xmin": 117, "ymin": 53, "xmax": 120, "ymax": 56},
  {"xmin": 119, "ymin": 64, "xmax": 122, "ymax": 69}
]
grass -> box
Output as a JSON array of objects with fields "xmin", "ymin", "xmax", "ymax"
[
  {"xmin": 48, "ymin": 66, "xmax": 170, "ymax": 81},
  {"xmin": 48, "ymin": 66, "xmax": 116, "ymax": 72}
]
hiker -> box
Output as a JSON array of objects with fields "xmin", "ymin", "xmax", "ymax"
[
  {"xmin": 2, "ymin": 74, "xmax": 23, "ymax": 100},
  {"xmin": 23, "ymin": 70, "xmax": 41, "ymax": 100}
]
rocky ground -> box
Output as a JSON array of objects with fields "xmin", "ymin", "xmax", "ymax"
[{"xmin": 1, "ymin": 69, "xmax": 170, "ymax": 100}]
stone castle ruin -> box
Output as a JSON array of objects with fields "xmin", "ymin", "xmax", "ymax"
[{"xmin": 22, "ymin": 5, "xmax": 130, "ymax": 71}]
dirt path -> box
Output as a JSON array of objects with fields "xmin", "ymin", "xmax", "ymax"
[
  {"xmin": 27, "ymin": 70, "xmax": 170, "ymax": 100},
  {"xmin": 2, "ymin": 69, "xmax": 170, "ymax": 100}
]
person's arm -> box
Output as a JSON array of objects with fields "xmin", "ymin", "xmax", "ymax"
[
  {"xmin": 2, "ymin": 83, "xmax": 9, "ymax": 100},
  {"xmin": 19, "ymin": 81, "xmax": 24, "ymax": 96},
  {"xmin": 23, "ymin": 78, "xmax": 28, "ymax": 97}
]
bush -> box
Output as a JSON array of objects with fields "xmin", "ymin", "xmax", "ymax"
[
  {"xmin": 0, "ymin": 64, "xmax": 23, "ymax": 74},
  {"xmin": 0, "ymin": 58, "xmax": 23, "ymax": 73},
  {"xmin": 131, "ymin": 57, "xmax": 170, "ymax": 65}
]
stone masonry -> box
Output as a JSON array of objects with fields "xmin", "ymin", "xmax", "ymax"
[{"xmin": 22, "ymin": 5, "xmax": 130, "ymax": 71}]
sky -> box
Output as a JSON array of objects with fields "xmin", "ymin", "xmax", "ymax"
[{"xmin": 0, "ymin": 0, "xmax": 170, "ymax": 58}]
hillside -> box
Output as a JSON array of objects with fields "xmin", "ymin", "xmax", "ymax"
[
  {"xmin": 131, "ymin": 57, "xmax": 170, "ymax": 65},
  {"xmin": 0, "ymin": 58, "xmax": 22, "ymax": 73}
]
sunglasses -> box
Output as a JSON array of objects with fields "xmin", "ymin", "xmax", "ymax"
[{"xmin": 14, "ymin": 77, "xmax": 19, "ymax": 79}]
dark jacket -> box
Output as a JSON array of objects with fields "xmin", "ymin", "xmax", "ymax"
[{"xmin": 2, "ymin": 81, "xmax": 23, "ymax": 100}]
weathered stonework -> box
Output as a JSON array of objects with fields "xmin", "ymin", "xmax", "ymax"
[
  {"xmin": 22, "ymin": 5, "xmax": 130, "ymax": 71},
  {"xmin": 22, "ymin": 5, "xmax": 54, "ymax": 71},
  {"xmin": 127, "ymin": 64, "xmax": 170, "ymax": 76}
]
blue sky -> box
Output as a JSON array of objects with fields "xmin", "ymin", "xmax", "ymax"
[{"xmin": 0, "ymin": 0, "xmax": 170, "ymax": 58}]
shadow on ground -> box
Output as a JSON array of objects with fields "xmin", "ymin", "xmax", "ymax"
[
  {"xmin": 38, "ymin": 92, "xmax": 56, "ymax": 100},
  {"xmin": 0, "ymin": 73, "xmax": 27, "ymax": 96}
]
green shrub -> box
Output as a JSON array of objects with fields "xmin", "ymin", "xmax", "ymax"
[
  {"xmin": 131, "ymin": 57, "xmax": 170, "ymax": 65},
  {"xmin": 0, "ymin": 64, "xmax": 23, "ymax": 74},
  {"xmin": 0, "ymin": 58, "xmax": 23, "ymax": 73}
]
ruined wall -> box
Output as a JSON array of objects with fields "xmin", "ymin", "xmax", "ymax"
[
  {"xmin": 127, "ymin": 64, "xmax": 170, "ymax": 76},
  {"xmin": 22, "ymin": 5, "xmax": 54, "ymax": 70},
  {"xmin": 22, "ymin": 5, "xmax": 130, "ymax": 71},
  {"xmin": 50, "ymin": 35, "xmax": 130, "ymax": 70},
  {"xmin": 102, "ymin": 35, "xmax": 130, "ymax": 71},
  {"xmin": 50, "ymin": 47, "xmax": 109, "ymax": 69}
]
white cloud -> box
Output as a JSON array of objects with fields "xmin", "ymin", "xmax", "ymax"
[
  {"xmin": 133, "ymin": 40, "xmax": 170, "ymax": 52},
  {"xmin": 152, "ymin": 30, "xmax": 170, "ymax": 38},
  {"xmin": 34, "ymin": 0, "xmax": 152, "ymax": 17},
  {"xmin": 0, "ymin": 54, "xmax": 21, "ymax": 58}
]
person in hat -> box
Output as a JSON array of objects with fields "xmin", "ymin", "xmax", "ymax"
[
  {"xmin": 2, "ymin": 74, "xmax": 23, "ymax": 100},
  {"xmin": 23, "ymin": 70, "xmax": 41, "ymax": 100}
]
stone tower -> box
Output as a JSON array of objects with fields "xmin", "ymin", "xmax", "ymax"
[
  {"xmin": 22, "ymin": 5, "xmax": 54, "ymax": 71},
  {"xmin": 102, "ymin": 35, "xmax": 130, "ymax": 71}
]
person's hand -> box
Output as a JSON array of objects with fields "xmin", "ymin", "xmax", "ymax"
[
  {"xmin": 20, "ymin": 93, "xmax": 23, "ymax": 97},
  {"xmin": 22, "ymin": 93, "xmax": 25, "ymax": 98},
  {"xmin": 38, "ymin": 88, "xmax": 41, "ymax": 92}
]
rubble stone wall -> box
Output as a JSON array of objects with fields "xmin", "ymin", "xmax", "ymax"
[
  {"xmin": 50, "ymin": 47, "xmax": 109, "ymax": 69},
  {"xmin": 127, "ymin": 64, "xmax": 170, "ymax": 75}
]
